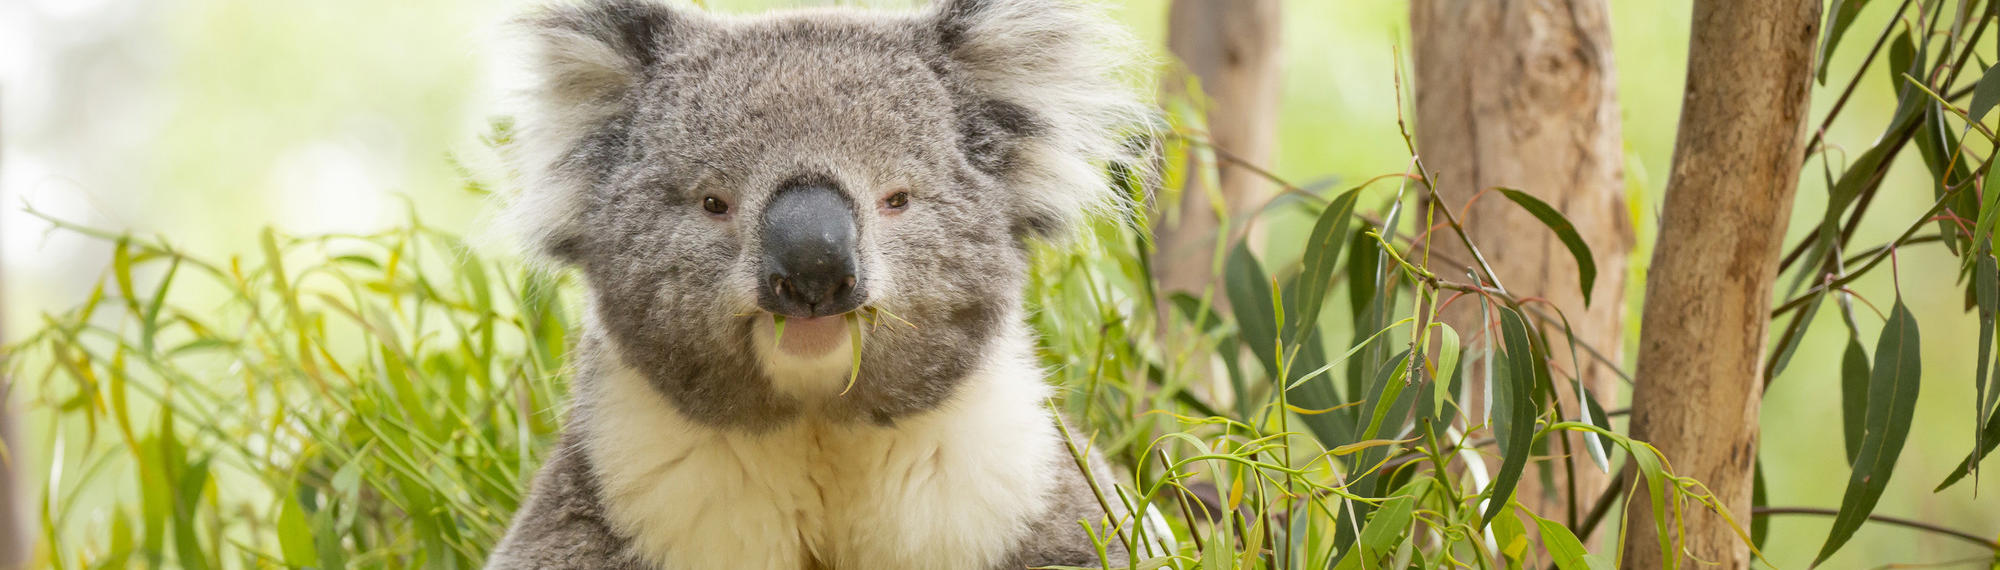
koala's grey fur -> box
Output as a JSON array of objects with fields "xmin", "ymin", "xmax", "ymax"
[{"xmin": 485, "ymin": 0, "xmax": 1148, "ymax": 568}]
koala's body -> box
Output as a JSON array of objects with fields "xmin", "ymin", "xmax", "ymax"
[{"xmin": 484, "ymin": 0, "xmax": 1147, "ymax": 568}]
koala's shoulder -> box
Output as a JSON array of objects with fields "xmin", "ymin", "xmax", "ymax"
[{"xmin": 487, "ymin": 439, "xmax": 645, "ymax": 569}]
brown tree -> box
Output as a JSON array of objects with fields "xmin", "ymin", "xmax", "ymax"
[
  {"xmin": 1411, "ymin": 0, "xmax": 1632, "ymax": 527},
  {"xmin": 1625, "ymin": 0, "xmax": 1820, "ymax": 567},
  {"xmin": 1154, "ymin": 0, "xmax": 1283, "ymax": 310}
]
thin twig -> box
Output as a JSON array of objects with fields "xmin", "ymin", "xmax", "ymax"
[{"xmin": 1753, "ymin": 507, "xmax": 2000, "ymax": 550}]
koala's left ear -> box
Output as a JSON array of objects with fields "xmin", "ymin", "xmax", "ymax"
[{"xmin": 927, "ymin": 0, "xmax": 1151, "ymax": 240}]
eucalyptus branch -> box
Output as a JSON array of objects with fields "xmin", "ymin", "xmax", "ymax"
[
  {"xmin": 1753, "ymin": 507, "xmax": 2000, "ymax": 550},
  {"xmin": 1771, "ymin": 190, "xmax": 1959, "ymax": 318}
]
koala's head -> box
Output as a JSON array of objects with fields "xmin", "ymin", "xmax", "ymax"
[{"xmin": 505, "ymin": 0, "xmax": 1144, "ymax": 429}]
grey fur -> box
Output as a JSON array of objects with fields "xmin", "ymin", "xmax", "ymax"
[{"xmin": 488, "ymin": 0, "xmax": 1147, "ymax": 567}]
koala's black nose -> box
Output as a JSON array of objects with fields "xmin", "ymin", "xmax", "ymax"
[{"xmin": 759, "ymin": 182, "xmax": 863, "ymax": 318}]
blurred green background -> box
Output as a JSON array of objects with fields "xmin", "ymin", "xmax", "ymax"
[{"xmin": 2, "ymin": 0, "xmax": 1995, "ymax": 566}]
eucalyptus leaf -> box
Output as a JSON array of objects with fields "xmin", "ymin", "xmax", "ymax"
[
  {"xmin": 1483, "ymin": 307, "xmax": 1540, "ymax": 528},
  {"xmin": 1496, "ymin": 189, "xmax": 1597, "ymax": 305},
  {"xmin": 1815, "ymin": 299, "xmax": 1923, "ymax": 566}
]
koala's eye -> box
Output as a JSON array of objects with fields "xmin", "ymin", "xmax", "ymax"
[
  {"xmin": 701, "ymin": 196, "xmax": 730, "ymax": 216},
  {"xmin": 882, "ymin": 191, "xmax": 910, "ymax": 212}
]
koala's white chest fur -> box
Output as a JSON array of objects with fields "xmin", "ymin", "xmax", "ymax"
[{"xmin": 577, "ymin": 337, "xmax": 1065, "ymax": 569}]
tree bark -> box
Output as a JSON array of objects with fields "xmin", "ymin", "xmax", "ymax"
[
  {"xmin": 1155, "ymin": 0, "xmax": 1283, "ymax": 310},
  {"xmin": 1625, "ymin": 1, "xmax": 1819, "ymax": 567},
  {"xmin": 1411, "ymin": 0, "xmax": 1632, "ymax": 528}
]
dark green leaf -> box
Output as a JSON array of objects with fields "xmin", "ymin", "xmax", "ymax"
[
  {"xmin": 1969, "ymin": 63, "xmax": 2000, "ymax": 122},
  {"xmin": 1495, "ymin": 188, "xmax": 1597, "ymax": 305},
  {"xmin": 1752, "ymin": 460, "xmax": 1769, "ymax": 550},
  {"xmin": 1940, "ymin": 254, "xmax": 2000, "ymax": 490},
  {"xmin": 1913, "ymin": 103, "xmax": 1974, "ymax": 254},
  {"xmin": 1483, "ymin": 307, "xmax": 1540, "ymax": 527},
  {"xmin": 1841, "ymin": 336, "xmax": 1871, "ymax": 464},
  {"xmin": 1297, "ymin": 189, "xmax": 1362, "ymax": 333},
  {"xmin": 1225, "ymin": 242, "xmax": 1279, "ymax": 380},
  {"xmin": 1938, "ymin": 412, "xmax": 2000, "ymax": 491},
  {"xmin": 1770, "ymin": 294, "xmax": 1822, "ymax": 379},
  {"xmin": 1976, "ymin": 253, "xmax": 1997, "ymax": 483},
  {"xmin": 1815, "ymin": 299, "xmax": 1922, "ymax": 566},
  {"xmin": 1356, "ymin": 495, "xmax": 1414, "ymax": 565},
  {"xmin": 1816, "ymin": 0, "xmax": 1872, "ymax": 84}
]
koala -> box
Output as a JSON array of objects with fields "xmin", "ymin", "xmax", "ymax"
[{"xmin": 484, "ymin": 0, "xmax": 1149, "ymax": 568}]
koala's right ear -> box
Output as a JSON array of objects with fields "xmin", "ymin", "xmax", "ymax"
[{"xmin": 504, "ymin": 0, "xmax": 685, "ymax": 265}]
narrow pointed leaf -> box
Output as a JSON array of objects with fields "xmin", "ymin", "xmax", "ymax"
[
  {"xmin": 1976, "ymin": 253, "xmax": 1997, "ymax": 483},
  {"xmin": 1969, "ymin": 63, "xmax": 2000, "ymax": 122},
  {"xmin": 1815, "ymin": 0, "xmax": 1871, "ymax": 84},
  {"xmin": 1752, "ymin": 460, "xmax": 1770, "ymax": 550},
  {"xmin": 1496, "ymin": 188, "xmax": 1597, "ymax": 305},
  {"xmin": 1841, "ymin": 336, "xmax": 1870, "ymax": 464},
  {"xmin": 1814, "ymin": 299, "xmax": 1922, "ymax": 566},
  {"xmin": 1225, "ymin": 242, "xmax": 1280, "ymax": 380},
  {"xmin": 1483, "ymin": 307, "xmax": 1540, "ymax": 527},
  {"xmin": 1297, "ymin": 188, "xmax": 1363, "ymax": 331}
]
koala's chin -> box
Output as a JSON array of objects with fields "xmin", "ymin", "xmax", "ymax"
[
  {"xmin": 486, "ymin": 0, "xmax": 1152, "ymax": 568},
  {"xmin": 750, "ymin": 315, "xmax": 859, "ymax": 397}
]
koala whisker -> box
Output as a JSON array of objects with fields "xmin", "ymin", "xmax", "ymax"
[{"xmin": 860, "ymin": 305, "xmax": 918, "ymax": 330}]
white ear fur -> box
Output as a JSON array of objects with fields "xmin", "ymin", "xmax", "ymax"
[
  {"xmin": 931, "ymin": 0, "xmax": 1154, "ymax": 239},
  {"xmin": 502, "ymin": 0, "xmax": 683, "ymax": 266}
]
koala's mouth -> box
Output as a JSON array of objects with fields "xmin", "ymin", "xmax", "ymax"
[{"xmin": 772, "ymin": 315, "xmax": 850, "ymax": 357}]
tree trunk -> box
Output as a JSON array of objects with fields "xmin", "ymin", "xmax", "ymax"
[
  {"xmin": 1411, "ymin": 0, "xmax": 1632, "ymax": 529},
  {"xmin": 1625, "ymin": 1, "xmax": 1819, "ymax": 567},
  {"xmin": 1155, "ymin": 0, "xmax": 1283, "ymax": 310}
]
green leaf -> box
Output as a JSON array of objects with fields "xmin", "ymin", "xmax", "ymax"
[
  {"xmin": 1629, "ymin": 442, "xmax": 1677, "ymax": 570},
  {"xmin": 1938, "ymin": 411, "xmax": 2000, "ymax": 490},
  {"xmin": 1355, "ymin": 495, "xmax": 1414, "ymax": 566},
  {"xmin": 277, "ymin": 492, "xmax": 317, "ymax": 566},
  {"xmin": 1483, "ymin": 307, "xmax": 1539, "ymax": 527},
  {"xmin": 1356, "ymin": 350, "xmax": 1413, "ymax": 442},
  {"xmin": 1976, "ymin": 252, "xmax": 1997, "ymax": 482},
  {"xmin": 1490, "ymin": 504, "xmax": 1529, "ymax": 568},
  {"xmin": 1940, "ymin": 255, "xmax": 2000, "ymax": 490},
  {"xmin": 1297, "ymin": 188, "xmax": 1362, "ymax": 332},
  {"xmin": 1225, "ymin": 242, "xmax": 1280, "ymax": 380},
  {"xmin": 1752, "ymin": 460, "xmax": 1769, "ymax": 550},
  {"xmin": 1433, "ymin": 324, "xmax": 1461, "ymax": 421},
  {"xmin": 1969, "ymin": 63, "xmax": 2000, "ymax": 122},
  {"xmin": 1841, "ymin": 336, "xmax": 1871, "ymax": 464},
  {"xmin": 1495, "ymin": 189, "xmax": 1597, "ymax": 305},
  {"xmin": 1815, "ymin": 0, "xmax": 1871, "ymax": 84},
  {"xmin": 1529, "ymin": 511, "xmax": 1597, "ymax": 570},
  {"xmin": 1815, "ymin": 299, "xmax": 1923, "ymax": 566},
  {"xmin": 1913, "ymin": 102, "xmax": 1974, "ymax": 254},
  {"xmin": 1972, "ymin": 155, "xmax": 2000, "ymax": 252}
]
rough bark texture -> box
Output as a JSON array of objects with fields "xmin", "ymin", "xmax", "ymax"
[
  {"xmin": 1625, "ymin": 1, "xmax": 1819, "ymax": 567},
  {"xmin": 1412, "ymin": 0, "xmax": 1632, "ymax": 529},
  {"xmin": 1155, "ymin": 0, "xmax": 1283, "ymax": 309}
]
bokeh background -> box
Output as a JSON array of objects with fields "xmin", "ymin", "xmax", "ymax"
[{"xmin": 3, "ymin": 0, "xmax": 1995, "ymax": 566}]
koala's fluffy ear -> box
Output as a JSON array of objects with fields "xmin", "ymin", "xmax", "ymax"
[
  {"xmin": 928, "ymin": 0, "xmax": 1151, "ymax": 240},
  {"xmin": 506, "ymin": 0, "xmax": 685, "ymax": 264}
]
